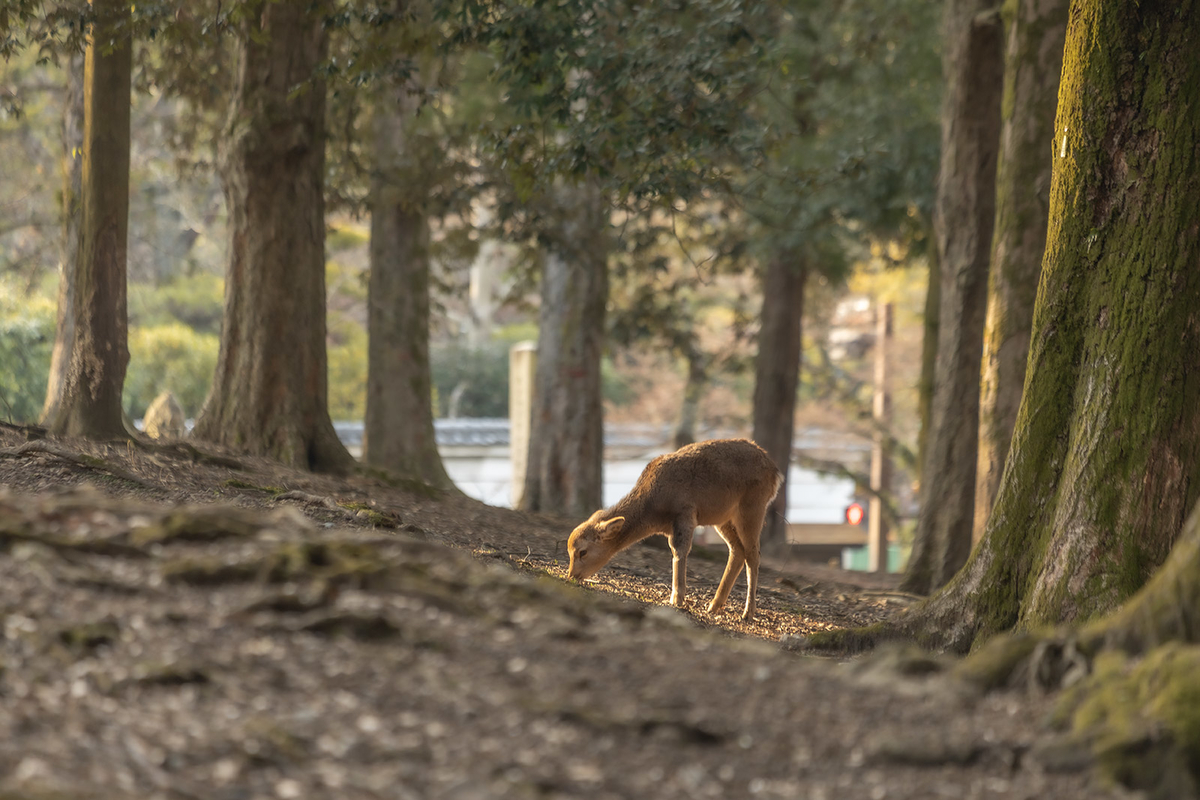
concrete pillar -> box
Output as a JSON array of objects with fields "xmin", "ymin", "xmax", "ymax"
[{"xmin": 509, "ymin": 341, "xmax": 537, "ymax": 508}]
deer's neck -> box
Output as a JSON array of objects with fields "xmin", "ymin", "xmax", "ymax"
[{"xmin": 608, "ymin": 494, "xmax": 658, "ymax": 549}]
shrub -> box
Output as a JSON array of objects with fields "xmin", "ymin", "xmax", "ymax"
[
  {"xmin": 431, "ymin": 342, "xmax": 510, "ymax": 418},
  {"xmin": 327, "ymin": 316, "xmax": 368, "ymax": 420},
  {"xmin": 128, "ymin": 273, "xmax": 224, "ymax": 334},
  {"xmin": 125, "ymin": 323, "xmax": 219, "ymax": 420},
  {"xmin": 0, "ymin": 284, "xmax": 55, "ymax": 424}
]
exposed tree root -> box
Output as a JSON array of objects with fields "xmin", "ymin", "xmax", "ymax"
[
  {"xmin": 0, "ymin": 439, "xmax": 157, "ymax": 490},
  {"xmin": 273, "ymin": 490, "xmax": 401, "ymax": 528},
  {"xmin": 781, "ymin": 622, "xmax": 905, "ymax": 656},
  {"xmin": 134, "ymin": 440, "xmax": 246, "ymax": 471},
  {"xmin": 0, "ymin": 420, "xmax": 47, "ymax": 439},
  {"xmin": 275, "ymin": 490, "xmax": 343, "ymax": 511}
]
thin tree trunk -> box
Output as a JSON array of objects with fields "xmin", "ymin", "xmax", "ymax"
[
  {"xmin": 41, "ymin": 53, "xmax": 85, "ymax": 425},
  {"xmin": 972, "ymin": 0, "xmax": 1068, "ymax": 544},
  {"xmin": 362, "ymin": 67, "xmax": 453, "ymax": 489},
  {"xmin": 904, "ymin": 0, "xmax": 1200, "ymax": 651},
  {"xmin": 751, "ymin": 251, "xmax": 806, "ymax": 556},
  {"xmin": 900, "ymin": 1, "xmax": 1003, "ymax": 595},
  {"xmin": 47, "ymin": 1, "xmax": 131, "ymax": 440},
  {"xmin": 520, "ymin": 182, "xmax": 608, "ymax": 518},
  {"xmin": 672, "ymin": 346, "xmax": 706, "ymax": 449},
  {"xmin": 194, "ymin": 0, "xmax": 355, "ymax": 474}
]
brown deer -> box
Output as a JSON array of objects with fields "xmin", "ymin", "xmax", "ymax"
[{"xmin": 567, "ymin": 438, "xmax": 782, "ymax": 620}]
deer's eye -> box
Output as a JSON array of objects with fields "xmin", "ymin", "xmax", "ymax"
[{"xmin": 578, "ymin": 550, "xmax": 588, "ymax": 559}]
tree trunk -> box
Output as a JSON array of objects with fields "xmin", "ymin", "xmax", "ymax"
[
  {"xmin": 972, "ymin": 0, "xmax": 1068, "ymax": 544},
  {"xmin": 47, "ymin": 1, "xmax": 131, "ymax": 440},
  {"xmin": 751, "ymin": 252, "xmax": 806, "ymax": 556},
  {"xmin": 900, "ymin": 1, "xmax": 1003, "ymax": 595},
  {"xmin": 906, "ymin": 0, "xmax": 1200, "ymax": 651},
  {"xmin": 520, "ymin": 182, "xmax": 608, "ymax": 518},
  {"xmin": 362, "ymin": 70, "xmax": 453, "ymax": 489},
  {"xmin": 672, "ymin": 346, "xmax": 706, "ymax": 449},
  {"xmin": 41, "ymin": 53, "xmax": 85, "ymax": 426},
  {"xmin": 193, "ymin": 0, "xmax": 355, "ymax": 474},
  {"xmin": 916, "ymin": 218, "xmax": 939, "ymax": 481}
]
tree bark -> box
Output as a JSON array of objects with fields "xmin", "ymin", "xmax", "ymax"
[
  {"xmin": 972, "ymin": 0, "xmax": 1068, "ymax": 544},
  {"xmin": 362, "ymin": 67, "xmax": 453, "ymax": 489},
  {"xmin": 906, "ymin": 0, "xmax": 1200, "ymax": 651},
  {"xmin": 751, "ymin": 252, "xmax": 806, "ymax": 556},
  {"xmin": 520, "ymin": 182, "xmax": 608, "ymax": 518},
  {"xmin": 41, "ymin": 53, "xmax": 85, "ymax": 426},
  {"xmin": 900, "ymin": 1, "xmax": 1003, "ymax": 595},
  {"xmin": 193, "ymin": 0, "xmax": 355, "ymax": 474},
  {"xmin": 47, "ymin": 1, "xmax": 131, "ymax": 440}
]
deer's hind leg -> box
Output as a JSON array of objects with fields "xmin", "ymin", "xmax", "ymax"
[
  {"xmin": 707, "ymin": 520, "xmax": 747, "ymax": 614},
  {"xmin": 734, "ymin": 499, "xmax": 770, "ymax": 621}
]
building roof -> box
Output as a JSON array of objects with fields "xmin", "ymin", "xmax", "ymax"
[{"xmin": 332, "ymin": 418, "xmax": 869, "ymax": 457}]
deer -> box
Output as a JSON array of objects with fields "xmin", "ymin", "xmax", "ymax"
[{"xmin": 566, "ymin": 438, "xmax": 783, "ymax": 620}]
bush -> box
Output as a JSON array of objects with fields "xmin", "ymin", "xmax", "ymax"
[
  {"xmin": 431, "ymin": 342, "xmax": 509, "ymax": 418},
  {"xmin": 327, "ymin": 316, "xmax": 368, "ymax": 420},
  {"xmin": 125, "ymin": 323, "xmax": 219, "ymax": 420},
  {"xmin": 0, "ymin": 284, "xmax": 55, "ymax": 424},
  {"xmin": 129, "ymin": 273, "xmax": 224, "ymax": 334}
]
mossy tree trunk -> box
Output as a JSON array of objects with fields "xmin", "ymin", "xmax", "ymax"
[
  {"xmin": 520, "ymin": 182, "xmax": 608, "ymax": 518},
  {"xmin": 972, "ymin": 0, "xmax": 1068, "ymax": 544},
  {"xmin": 41, "ymin": 53, "xmax": 84, "ymax": 426},
  {"xmin": 362, "ymin": 53, "xmax": 453, "ymax": 490},
  {"xmin": 751, "ymin": 252, "xmax": 806, "ymax": 556},
  {"xmin": 900, "ymin": 0, "xmax": 1003, "ymax": 595},
  {"xmin": 47, "ymin": 1, "xmax": 132, "ymax": 440},
  {"xmin": 194, "ymin": 0, "xmax": 355, "ymax": 474},
  {"xmin": 908, "ymin": 0, "xmax": 1200, "ymax": 652}
]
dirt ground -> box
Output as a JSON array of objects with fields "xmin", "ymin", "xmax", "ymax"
[{"xmin": 0, "ymin": 426, "xmax": 1133, "ymax": 799}]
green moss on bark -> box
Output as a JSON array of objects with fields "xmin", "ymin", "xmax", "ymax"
[{"xmin": 1052, "ymin": 645, "xmax": 1200, "ymax": 796}]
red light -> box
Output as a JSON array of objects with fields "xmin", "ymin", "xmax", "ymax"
[{"xmin": 845, "ymin": 502, "xmax": 865, "ymax": 526}]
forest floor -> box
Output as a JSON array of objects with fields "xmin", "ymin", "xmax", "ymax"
[{"xmin": 0, "ymin": 426, "xmax": 1135, "ymax": 800}]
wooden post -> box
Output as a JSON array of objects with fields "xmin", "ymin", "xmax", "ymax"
[
  {"xmin": 868, "ymin": 302, "xmax": 893, "ymax": 572},
  {"xmin": 509, "ymin": 341, "xmax": 537, "ymax": 508}
]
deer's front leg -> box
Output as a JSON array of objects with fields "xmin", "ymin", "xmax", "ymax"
[{"xmin": 668, "ymin": 513, "xmax": 696, "ymax": 608}]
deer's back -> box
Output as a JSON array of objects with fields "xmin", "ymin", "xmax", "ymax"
[{"xmin": 628, "ymin": 439, "xmax": 780, "ymax": 523}]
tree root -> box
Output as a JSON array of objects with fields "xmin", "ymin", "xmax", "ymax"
[
  {"xmin": 0, "ymin": 420, "xmax": 47, "ymax": 439},
  {"xmin": 275, "ymin": 490, "xmax": 343, "ymax": 511},
  {"xmin": 132, "ymin": 440, "xmax": 245, "ymax": 470},
  {"xmin": 779, "ymin": 622, "xmax": 903, "ymax": 656},
  {"xmin": 0, "ymin": 439, "xmax": 157, "ymax": 490},
  {"xmin": 273, "ymin": 491, "xmax": 402, "ymax": 528}
]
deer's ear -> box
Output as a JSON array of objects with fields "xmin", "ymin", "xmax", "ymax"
[{"xmin": 599, "ymin": 516, "xmax": 625, "ymax": 541}]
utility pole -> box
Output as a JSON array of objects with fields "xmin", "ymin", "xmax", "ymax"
[{"xmin": 868, "ymin": 302, "xmax": 893, "ymax": 573}]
